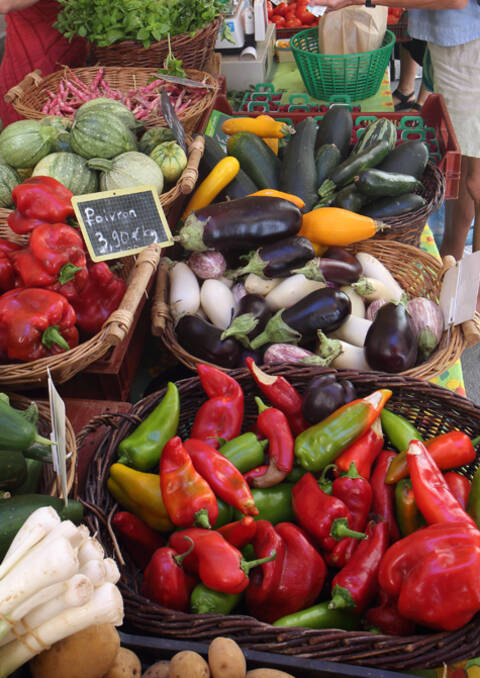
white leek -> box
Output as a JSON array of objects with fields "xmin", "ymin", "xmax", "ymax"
[
  {"xmin": 80, "ymin": 559, "xmax": 107, "ymax": 588},
  {"xmin": 78, "ymin": 537, "xmax": 104, "ymax": 565},
  {"xmin": 104, "ymin": 558, "xmax": 120, "ymax": 584}
]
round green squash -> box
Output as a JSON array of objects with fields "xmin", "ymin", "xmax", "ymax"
[
  {"xmin": 70, "ymin": 111, "xmax": 138, "ymax": 160},
  {"xmin": 75, "ymin": 97, "xmax": 140, "ymax": 131},
  {"xmin": 150, "ymin": 141, "xmax": 187, "ymax": 183},
  {"xmin": 32, "ymin": 152, "xmax": 98, "ymax": 195},
  {"xmin": 87, "ymin": 151, "xmax": 163, "ymax": 195},
  {"xmin": 0, "ymin": 164, "xmax": 21, "ymax": 208},
  {"xmin": 0, "ymin": 120, "xmax": 58, "ymax": 168},
  {"xmin": 139, "ymin": 126, "xmax": 175, "ymax": 155}
]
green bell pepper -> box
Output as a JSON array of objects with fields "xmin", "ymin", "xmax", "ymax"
[
  {"xmin": 234, "ymin": 484, "xmax": 294, "ymax": 524},
  {"xmin": 214, "ymin": 498, "xmax": 234, "ymax": 528},
  {"xmin": 190, "ymin": 583, "xmax": 241, "ymax": 615},
  {"xmin": 380, "ymin": 408, "xmax": 423, "ymax": 453},
  {"xmin": 218, "ymin": 433, "xmax": 267, "ymax": 474}
]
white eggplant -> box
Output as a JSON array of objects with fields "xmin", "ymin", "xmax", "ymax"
[
  {"xmin": 188, "ymin": 250, "xmax": 226, "ymax": 280},
  {"xmin": 366, "ymin": 298, "xmax": 388, "ymax": 321},
  {"xmin": 232, "ymin": 282, "xmax": 247, "ymax": 305},
  {"xmin": 340, "ymin": 285, "xmax": 366, "ymax": 318},
  {"xmin": 407, "ymin": 297, "xmax": 444, "ymax": 359},
  {"xmin": 244, "ymin": 273, "xmax": 281, "ymax": 297},
  {"xmin": 200, "ymin": 278, "xmax": 235, "ymax": 330},
  {"xmin": 353, "ymin": 277, "xmax": 398, "ymax": 303},
  {"xmin": 316, "ymin": 330, "xmax": 371, "ymax": 370},
  {"xmin": 329, "ymin": 315, "xmax": 372, "ymax": 347},
  {"xmin": 356, "ymin": 252, "xmax": 404, "ymax": 301},
  {"xmin": 169, "ymin": 261, "xmax": 200, "ymax": 320},
  {"xmin": 263, "ymin": 343, "xmax": 329, "ymax": 366},
  {"xmin": 265, "ymin": 274, "xmax": 326, "ymax": 311}
]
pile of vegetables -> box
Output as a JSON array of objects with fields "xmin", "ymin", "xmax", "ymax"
[
  {"xmin": 267, "ymin": 0, "xmax": 320, "ymax": 30},
  {"xmin": 0, "ymin": 97, "xmax": 189, "ymax": 197},
  {"xmin": 104, "ymin": 361, "xmax": 480, "ymax": 638},
  {"xmin": 0, "ymin": 506, "xmax": 123, "ymax": 677}
]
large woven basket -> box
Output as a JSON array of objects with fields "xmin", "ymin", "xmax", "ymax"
[
  {"xmin": 9, "ymin": 392, "xmax": 77, "ymax": 497},
  {"xmin": 78, "ymin": 365, "xmax": 480, "ymax": 670},
  {"xmin": 5, "ymin": 66, "xmax": 219, "ymax": 135},
  {"xmin": 151, "ymin": 239, "xmax": 480, "ymax": 381},
  {"xmin": 0, "ymin": 212, "xmax": 161, "ymax": 389},
  {"xmin": 90, "ymin": 18, "xmax": 222, "ymax": 71}
]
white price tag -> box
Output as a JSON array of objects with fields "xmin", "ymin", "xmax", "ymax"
[
  {"xmin": 307, "ymin": 4, "xmax": 326, "ymax": 16},
  {"xmin": 439, "ymin": 251, "xmax": 480, "ymax": 330},
  {"xmin": 47, "ymin": 368, "xmax": 68, "ymax": 505}
]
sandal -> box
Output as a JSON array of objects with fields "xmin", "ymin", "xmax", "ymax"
[{"xmin": 392, "ymin": 88, "xmax": 417, "ymax": 111}]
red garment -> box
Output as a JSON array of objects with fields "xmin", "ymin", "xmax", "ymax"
[{"xmin": 0, "ymin": 0, "xmax": 88, "ymax": 126}]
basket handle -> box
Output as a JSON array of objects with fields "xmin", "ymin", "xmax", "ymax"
[
  {"xmin": 151, "ymin": 256, "xmax": 171, "ymax": 337},
  {"xmin": 4, "ymin": 69, "xmax": 43, "ymax": 104},
  {"xmin": 178, "ymin": 134, "xmax": 205, "ymax": 195},
  {"xmin": 102, "ymin": 243, "xmax": 161, "ymax": 346}
]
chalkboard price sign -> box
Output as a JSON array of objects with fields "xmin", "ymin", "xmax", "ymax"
[{"xmin": 72, "ymin": 185, "xmax": 174, "ymax": 262}]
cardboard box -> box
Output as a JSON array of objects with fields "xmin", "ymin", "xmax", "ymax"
[{"xmin": 219, "ymin": 23, "xmax": 276, "ymax": 90}]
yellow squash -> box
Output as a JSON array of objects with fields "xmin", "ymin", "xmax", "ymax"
[
  {"xmin": 249, "ymin": 189, "xmax": 305, "ymax": 210},
  {"xmin": 182, "ymin": 156, "xmax": 240, "ymax": 220},
  {"xmin": 222, "ymin": 114, "xmax": 294, "ymax": 139},
  {"xmin": 299, "ymin": 207, "xmax": 387, "ymax": 246}
]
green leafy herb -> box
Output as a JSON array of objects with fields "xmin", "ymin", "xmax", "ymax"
[{"xmin": 158, "ymin": 35, "xmax": 186, "ymax": 78}]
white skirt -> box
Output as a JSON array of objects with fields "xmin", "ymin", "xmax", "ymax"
[{"xmin": 428, "ymin": 38, "xmax": 480, "ymax": 159}]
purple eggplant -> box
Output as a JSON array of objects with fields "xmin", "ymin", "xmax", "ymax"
[
  {"xmin": 220, "ymin": 294, "xmax": 272, "ymax": 348},
  {"xmin": 293, "ymin": 256, "xmax": 362, "ymax": 285},
  {"xmin": 175, "ymin": 314, "xmax": 241, "ymax": 368},
  {"xmin": 302, "ymin": 373, "xmax": 357, "ymax": 425},
  {"xmin": 188, "ymin": 250, "xmax": 227, "ymax": 279},
  {"xmin": 250, "ymin": 288, "xmax": 351, "ymax": 349},
  {"xmin": 232, "ymin": 236, "xmax": 315, "ymax": 279},
  {"xmin": 364, "ymin": 302, "xmax": 418, "ymax": 373},
  {"xmin": 176, "ymin": 197, "xmax": 302, "ymax": 252}
]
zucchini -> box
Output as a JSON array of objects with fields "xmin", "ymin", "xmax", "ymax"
[
  {"xmin": 315, "ymin": 144, "xmax": 341, "ymax": 190},
  {"xmin": 355, "ymin": 168, "xmax": 423, "ymax": 198},
  {"xmin": 0, "ymin": 164, "xmax": 20, "ymax": 208},
  {"xmin": 280, "ymin": 117, "xmax": 318, "ymax": 212},
  {"xmin": 70, "ymin": 111, "xmax": 138, "ymax": 160},
  {"xmin": 352, "ymin": 118, "xmax": 397, "ymax": 155},
  {"xmin": 201, "ymin": 135, "xmax": 258, "ymax": 200},
  {"xmin": 227, "ymin": 131, "xmax": 281, "ymax": 190},
  {"xmin": 139, "ymin": 126, "xmax": 175, "ymax": 154},
  {"xmin": 377, "ymin": 140, "xmax": 429, "ymax": 179},
  {"xmin": 0, "ymin": 449, "xmax": 27, "ymax": 491},
  {"xmin": 0, "ymin": 120, "xmax": 58, "ymax": 168},
  {"xmin": 319, "ymin": 140, "xmax": 391, "ymax": 198},
  {"xmin": 315, "ymin": 106, "xmax": 353, "ymax": 160},
  {"xmin": 361, "ymin": 192, "xmax": 427, "ymax": 218},
  {"xmin": 0, "ymin": 494, "xmax": 83, "ymax": 559},
  {"xmin": 75, "ymin": 97, "xmax": 140, "ymax": 131},
  {"xmin": 334, "ymin": 184, "xmax": 369, "ymax": 212},
  {"xmin": 0, "ymin": 399, "xmax": 52, "ymax": 451},
  {"xmin": 11, "ymin": 459, "xmax": 43, "ymax": 495},
  {"xmin": 32, "ymin": 152, "xmax": 98, "ymax": 195}
]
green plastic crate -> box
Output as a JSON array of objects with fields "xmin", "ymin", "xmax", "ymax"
[{"xmin": 290, "ymin": 28, "xmax": 396, "ymax": 101}]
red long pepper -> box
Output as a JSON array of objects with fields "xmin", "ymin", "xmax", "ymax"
[
  {"xmin": 245, "ymin": 520, "xmax": 286, "ymax": 622},
  {"xmin": 366, "ymin": 589, "xmax": 416, "ymax": 636},
  {"xmin": 218, "ymin": 516, "xmax": 257, "ymax": 549},
  {"xmin": 159, "ymin": 436, "xmax": 218, "ymax": 529},
  {"xmin": 444, "ymin": 471, "xmax": 471, "ymax": 510},
  {"xmin": 245, "ymin": 358, "xmax": 308, "ymax": 435},
  {"xmin": 406, "ymin": 440, "xmax": 477, "ymax": 527},
  {"xmin": 249, "ymin": 397, "xmax": 294, "ymax": 488},
  {"xmin": 370, "ymin": 450, "xmax": 401, "ymax": 543},
  {"xmin": 334, "ymin": 418, "xmax": 384, "ymax": 480},
  {"xmin": 329, "ymin": 520, "xmax": 389, "ymax": 613},
  {"xmin": 112, "ymin": 511, "xmax": 165, "ymax": 570},
  {"xmin": 191, "ymin": 364, "xmax": 244, "ymax": 448},
  {"xmin": 184, "ymin": 438, "xmax": 258, "ymax": 516},
  {"xmin": 142, "ymin": 538, "xmax": 197, "ymax": 612}
]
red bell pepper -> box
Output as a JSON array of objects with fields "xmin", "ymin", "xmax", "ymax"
[
  {"xmin": 69, "ymin": 262, "xmax": 126, "ymax": 335},
  {"xmin": 246, "ymin": 521, "xmax": 327, "ymax": 624},
  {"xmin": 10, "ymin": 176, "xmax": 74, "ymax": 228},
  {"xmin": 406, "ymin": 440, "xmax": 477, "ymax": 527},
  {"xmin": 370, "ymin": 450, "xmax": 401, "ymax": 543},
  {"xmin": 218, "ymin": 516, "xmax": 257, "ymax": 549},
  {"xmin": 245, "ymin": 358, "xmax": 308, "ymax": 435},
  {"xmin": 159, "ymin": 436, "xmax": 218, "ymax": 529},
  {"xmin": 0, "ymin": 287, "xmax": 78, "ymax": 361},
  {"xmin": 184, "ymin": 438, "xmax": 258, "ymax": 516},
  {"xmin": 0, "ymin": 239, "xmax": 21, "ymax": 292},
  {"xmin": 243, "ymin": 520, "xmax": 285, "ymax": 619},
  {"xmin": 248, "ymin": 397, "xmax": 294, "ymax": 488},
  {"xmin": 326, "ymin": 462, "xmax": 373, "ymax": 568},
  {"xmin": 444, "ymin": 471, "xmax": 471, "ymax": 509},
  {"xmin": 365, "ymin": 589, "xmax": 416, "ymax": 636},
  {"xmin": 334, "ymin": 417, "xmax": 384, "ymax": 480},
  {"xmin": 168, "ymin": 527, "xmax": 277, "ymax": 595},
  {"xmin": 7, "ymin": 211, "xmax": 45, "ymax": 237},
  {"xmin": 292, "ymin": 472, "xmax": 366, "ymax": 552},
  {"xmin": 329, "ymin": 520, "xmax": 389, "ymax": 613},
  {"xmin": 112, "ymin": 511, "xmax": 166, "ymax": 570},
  {"xmin": 142, "ymin": 538, "xmax": 197, "ymax": 612},
  {"xmin": 191, "ymin": 364, "xmax": 244, "ymax": 448}
]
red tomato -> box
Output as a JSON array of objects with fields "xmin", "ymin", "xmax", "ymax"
[
  {"xmin": 285, "ymin": 16, "xmax": 302, "ymax": 26},
  {"xmin": 267, "ymin": 0, "xmax": 274, "ymax": 17},
  {"xmin": 296, "ymin": 6, "xmax": 315, "ymax": 23},
  {"xmin": 271, "ymin": 14, "xmax": 286, "ymax": 25},
  {"xmin": 274, "ymin": 2, "xmax": 289, "ymax": 15},
  {"xmin": 287, "ymin": 2, "xmax": 297, "ymax": 10}
]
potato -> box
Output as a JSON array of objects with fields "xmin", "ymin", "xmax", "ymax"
[
  {"xmin": 142, "ymin": 660, "xmax": 170, "ymax": 678},
  {"xmin": 245, "ymin": 670, "xmax": 295, "ymax": 678},
  {"xmin": 104, "ymin": 647, "xmax": 142, "ymax": 677},
  {"xmin": 30, "ymin": 623, "xmax": 120, "ymax": 678},
  {"xmin": 208, "ymin": 637, "xmax": 246, "ymax": 678},
  {"xmin": 169, "ymin": 650, "xmax": 210, "ymax": 678}
]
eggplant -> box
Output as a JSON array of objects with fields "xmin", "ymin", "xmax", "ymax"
[
  {"xmin": 175, "ymin": 314, "xmax": 241, "ymax": 368},
  {"xmin": 188, "ymin": 250, "xmax": 227, "ymax": 279},
  {"xmin": 263, "ymin": 343, "xmax": 328, "ymax": 366},
  {"xmin": 406, "ymin": 297, "xmax": 444, "ymax": 360},
  {"xmin": 232, "ymin": 236, "xmax": 315, "ymax": 279},
  {"xmin": 364, "ymin": 302, "xmax": 418, "ymax": 373},
  {"xmin": 250, "ymin": 288, "xmax": 351, "ymax": 349},
  {"xmin": 324, "ymin": 246, "xmax": 363, "ymax": 271},
  {"xmin": 220, "ymin": 294, "xmax": 272, "ymax": 348},
  {"xmin": 293, "ymin": 255, "xmax": 361, "ymax": 285},
  {"xmin": 302, "ymin": 373, "xmax": 357, "ymax": 425},
  {"xmin": 176, "ymin": 197, "xmax": 302, "ymax": 252}
]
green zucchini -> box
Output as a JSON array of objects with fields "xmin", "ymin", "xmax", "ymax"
[
  {"xmin": 11, "ymin": 459, "xmax": 43, "ymax": 495},
  {"xmin": 70, "ymin": 111, "xmax": 138, "ymax": 160},
  {"xmin": 352, "ymin": 118, "xmax": 397, "ymax": 155},
  {"xmin": 32, "ymin": 152, "xmax": 98, "ymax": 195},
  {"xmin": 0, "ymin": 494, "xmax": 83, "ymax": 559},
  {"xmin": 334, "ymin": 184, "xmax": 369, "ymax": 212},
  {"xmin": 22, "ymin": 441, "xmax": 53, "ymax": 463},
  {"xmin": 75, "ymin": 97, "xmax": 140, "ymax": 131},
  {"xmin": 361, "ymin": 192, "xmax": 427, "ymax": 218},
  {"xmin": 139, "ymin": 126, "xmax": 175, "ymax": 154},
  {"xmin": 315, "ymin": 106, "xmax": 353, "ymax": 160},
  {"xmin": 0, "ymin": 164, "xmax": 21, "ymax": 208},
  {"xmin": 319, "ymin": 139, "xmax": 391, "ymax": 198},
  {"xmin": 0, "ymin": 449, "xmax": 27, "ymax": 491},
  {"xmin": 227, "ymin": 131, "xmax": 281, "ymax": 190},
  {"xmin": 0, "ymin": 120, "xmax": 58, "ymax": 168},
  {"xmin": 377, "ymin": 140, "xmax": 429, "ymax": 179},
  {"xmin": 315, "ymin": 144, "xmax": 341, "ymax": 190},
  {"xmin": 354, "ymin": 168, "xmax": 423, "ymax": 198},
  {"xmin": 0, "ymin": 399, "xmax": 52, "ymax": 451},
  {"xmin": 201, "ymin": 135, "xmax": 258, "ymax": 200},
  {"xmin": 280, "ymin": 117, "xmax": 318, "ymax": 211}
]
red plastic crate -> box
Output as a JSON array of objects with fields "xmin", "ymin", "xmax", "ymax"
[{"xmin": 202, "ymin": 92, "xmax": 460, "ymax": 200}]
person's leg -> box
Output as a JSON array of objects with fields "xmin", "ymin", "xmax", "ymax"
[
  {"xmin": 416, "ymin": 82, "xmax": 430, "ymax": 107},
  {"xmin": 392, "ymin": 45, "xmax": 418, "ymax": 109},
  {"xmin": 468, "ymin": 157, "xmax": 480, "ymax": 253},
  {"xmin": 440, "ymin": 156, "xmax": 474, "ymax": 260}
]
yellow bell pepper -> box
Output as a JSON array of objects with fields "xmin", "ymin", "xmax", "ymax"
[{"xmin": 108, "ymin": 463, "xmax": 173, "ymax": 532}]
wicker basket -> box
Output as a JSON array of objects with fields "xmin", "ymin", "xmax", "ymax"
[
  {"xmin": 5, "ymin": 66, "xmax": 219, "ymax": 135},
  {"xmin": 9, "ymin": 392, "xmax": 77, "ymax": 497},
  {"xmin": 78, "ymin": 365, "xmax": 480, "ymax": 670},
  {"xmin": 378, "ymin": 162, "xmax": 446, "ymax": 246},
  {"xmin": 151, "ymin": 239, "xmax": 480, "ymax": 380},
  {"xmin": 90, "ymin": 18, "xmax": 222, "ymax": 71}
]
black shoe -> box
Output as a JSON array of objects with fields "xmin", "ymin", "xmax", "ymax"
[{"xmin": 392, "ymin": 88, "xmax": 420, "ymax": 111}]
